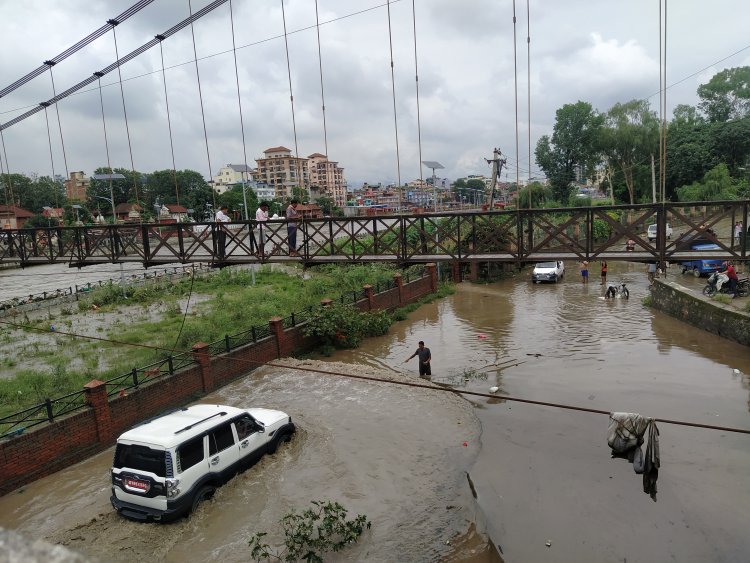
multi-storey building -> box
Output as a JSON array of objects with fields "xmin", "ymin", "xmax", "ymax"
[
  {"xmin": 212, "ymin": 164, "xmax": 253, "ymax": 195},
  {"xmin": 64, "ymin": 171, "xmax": 89, "ymax": 201},
  {"xmin": 307, "ymin": 153, "xmax": 346, "ymax": 207},
  {"xmin": 255, "ymin": 147, "xmax": 309, "ymax": 200}
]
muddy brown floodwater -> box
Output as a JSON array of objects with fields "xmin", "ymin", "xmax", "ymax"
[{"xmin": 1, "ymin": 261, "xmax": 749, "ymax": 562}]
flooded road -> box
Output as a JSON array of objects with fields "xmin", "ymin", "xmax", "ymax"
[{"xmin": 1, "ymin": 261, "xmax": 749, "ymax": 562}]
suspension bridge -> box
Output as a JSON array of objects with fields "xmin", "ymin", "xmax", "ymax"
[{"xmin": 0, "ymin": 1, "xmax": 746, "ymax": 273}]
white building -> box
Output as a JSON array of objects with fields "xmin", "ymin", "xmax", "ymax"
[{"xmin": 212, "ymin": 164, "xmax": 253, "ymax": 194}]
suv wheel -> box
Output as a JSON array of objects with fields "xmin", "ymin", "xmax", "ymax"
[
  {"xmin": 191, "ymin": 485, "xmax": 216, "ymax": 514},
  {"xmin": 269, "ymin": 431, "xmax": 292, "ymax": 454}
]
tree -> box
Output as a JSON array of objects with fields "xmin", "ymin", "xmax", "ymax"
[
  {"xmin": 676, "ymin": 163, "xmax": 741, "ymax": 201},
  {"xmin": 517, "ymin": 182, "xmax": 551, "ymax": 208},
  {"xmin": 597, "ymin": 99, "xmax": 659, "ymax": 204},
  {"xmin": 218, "ymin": 184, "xmax": 258, "ymax": 220},
  {"xmin": 315, "ymin": 195, "xmax": 336, "ymax": 216},
  {"xmin": 291, "ymin": 185, "xmax": 309, "ymax": 202},
  {"xmin": 535, "ymin": 101, "xmax": 603, "ymax": 202},
  {"xmin": 89, "ymin": 167, "xmax": 144, "ymax": 215},
  {"xmin": 672, "ymin": 104, "xmax": 705, "ymax": 128},
  {"xmin": 697, "ymin": 66, "xmax": 750, "ymax": 122}
]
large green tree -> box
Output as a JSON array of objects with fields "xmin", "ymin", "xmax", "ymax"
[
  {"xmin": 697, "ymin": 66, "xmax": 750, "ymax": 122},
  {"xmin": 597, "ymin": 99, "xmax": 659, "ymax": 204},
  {"xmin": 535, "ymin": 101, "xmax": 603, "ymax": 202}
]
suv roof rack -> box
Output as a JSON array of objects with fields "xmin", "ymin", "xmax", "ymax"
[{"xmin": 174, "ymin": 411, "xmax": 227, "ymax": 435}]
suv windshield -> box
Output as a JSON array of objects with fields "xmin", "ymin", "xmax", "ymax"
[
  {"xmin": 536, "ymin": 262, "xmax": 556, "ymax": 268},
  {"xmin": 114, "ymin": 444, "xmax": 166, "ymax": 477}
]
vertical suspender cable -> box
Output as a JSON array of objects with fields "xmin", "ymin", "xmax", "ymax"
[
  {"xmin": 0, "ymin": 130, "xmax": 17, "ymax": 224},
  {"xmin": 96, "ymin": 75, "xmax": 116, "ymax": 220},
  {"xmin": 157, "ymin": 37, "xmax": 180, "ymax": 206},
  {"xmin": 658, "ymin": 0, "xmax": 663, "ymax": 204},
  {"xmin": 512, "ymin": 1, "xmax": 520, "ymax": 194},
  {"xmin": 386, "ymin": 0, "xmax": 402, "ymax": 208},
  {"xmin": 411, "ymin": 0, "xmax": 424, "ymax": 197},
  {"xmin": 661, "ymin": 0, "xmax": 667, "ymax": 203},
  {"xmin": 47, "ymin": 67, "xmax": 70, "ymax": 182},
  {"xmin": 42, "ymin": 107, "xmax": 61, "ymax": 210},
  {"xmin": 229, "ymin": 0, "xmax": 250, "ymax": 214},
  {"xmin": 109, "ymin": 21, "xmax": 141, "ymax": 210},
  {"xmin": 0, "ymin": 133, "xmax": 12, "ymax": 213},
  {"xmin": 188, "ymin": 0, "xmax": 216, "ymax": 209},
  {"xmin": 280, "ymin": 0, "xmax": 304, "ymax": 193},
  {"xmin": 314, "ymin": 0, "xmax": 329, "ymax": 159},
  {"xmin": 526, "ymin": 0, "xmax": 532, "ymax": 209}
]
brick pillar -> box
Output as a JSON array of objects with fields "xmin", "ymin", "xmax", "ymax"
[
  {"xmin": 469, "ymin": 261, "xmax": 479, "ymax": 282},
  {"xmin": 191, "ymin": 342, "xmax": 213, "ymax": 393},
  {"xmin": 451, "ymin": 261, "xmax": 462, "ymax": 283},
  {"xmin": 393, "ymin": 273, "xmax": 404, "ymax": 305},
  {"xmin": 425, "ymin": 263, "xmax": 438, "ymax": 293},
  {"xmin": 84, "ymin": 380, "xmax": 113, "ymax": 443},
  {"xmin": 362, "ymin": 285, "xmax": 374, "ymax": 310},
  {"xmin": 269, "ymin": 316, "xmax": 285, "ymax": 358}
]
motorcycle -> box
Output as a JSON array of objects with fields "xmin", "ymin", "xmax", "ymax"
[
  {"xmin": 702, "ymin": 272, "xmax": 749, "ymax": 297},
  {"xmin": 605, "ymin": 282, "xmax": 629, "ymax": 299}
]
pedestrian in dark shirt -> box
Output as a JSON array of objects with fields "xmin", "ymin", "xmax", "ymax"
[{"xmin": 404, "ymin": 340, "xmax": 432, "ymax": 376}]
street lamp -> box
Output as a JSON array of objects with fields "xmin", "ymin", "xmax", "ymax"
[
  {"xmin": 92, "ymin": 173, "xmax": 125, "ymax": 224},
  {"xmin": 422, "ymin": 161, "xmax": 444, "ymax": 212}
]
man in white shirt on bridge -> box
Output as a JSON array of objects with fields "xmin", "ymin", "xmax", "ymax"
[
  {"xmin": 215, "ymin": 205, "xmax": 230, "ymax": 259},
  {"xmin": 255, "ymin": 202, "xmax": 269, "ymax": 257}
]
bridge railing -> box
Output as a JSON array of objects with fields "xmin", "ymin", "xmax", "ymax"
[{"xmin": 1, "ymin": 201, "xmax": 747, "ymax": 265}]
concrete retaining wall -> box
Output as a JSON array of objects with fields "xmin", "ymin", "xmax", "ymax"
[{"xmin": 649, "ymin": 280, "xmax": 750, "ymax": 346}]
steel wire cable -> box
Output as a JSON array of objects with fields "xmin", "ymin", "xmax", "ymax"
[
  {"xmin": 47, "ymin": 67, "xmax": 70, "ymax": 182},
  {"xmin": 157, "ymin": 39, "xmax": 181, "ymax": 206},
  {"xmin": 385, "ymin": 0, "xmax": 403, "ymax": 196},
  {"xmin": 42, "ymin": 107, "xmax": 60, "ymax": 210},
  {"xmin": 280, "ymin": 0, "xmax": 304, "ymax": 193},
  {"xmin": 95, "ymin": 76, "xmax": 116, "ymax": 219},
  {"xmin": 0, "ymin": 0, "xmax": 155, "ymax": 99},
  {"xmin": 411, "ymin": 0, "xmax": 424, "ymax": 197},
  {"xmin": 314, "ymin": 0, "xmax": 329, "ymax": 160},
  {"xmin": 0, "ymin": 130, "xmax": 17, "ymax": 220},
  {"xmin": 1, "ymin": 316, "xmax": 749, "ymax": 436},
  {"xmin": 229, "ymin": 0, "xmax": 250, "ymax": 216},
  {"xmin": 111, "ymin": 23, "xmax": 141, "ymax": 211},
  {"xmin": 188, "ymin": 0, "xmax": 216, "ymax": 210}
]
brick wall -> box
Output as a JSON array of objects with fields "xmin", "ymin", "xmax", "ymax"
[{"xmin": 0, "ymin": 266, "xmax": 439, "ymax": 496}]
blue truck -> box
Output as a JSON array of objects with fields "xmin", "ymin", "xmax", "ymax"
[{"xmin": 680, "ymin": 243, "xmax": 724, "ymax": 277}]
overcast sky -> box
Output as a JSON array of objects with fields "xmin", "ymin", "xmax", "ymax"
[{"xmin": 1, "ymin": 0, "xmax": 749, "ymax": 188}]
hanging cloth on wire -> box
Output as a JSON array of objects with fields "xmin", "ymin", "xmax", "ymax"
[{"xmin": 607, "ymin": 412, "xmax": 661, "ymax": 501}]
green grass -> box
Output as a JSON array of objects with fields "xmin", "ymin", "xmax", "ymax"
[{"xmin": 0, "ymin": 264, "xmax": 430, "ymax": 420}]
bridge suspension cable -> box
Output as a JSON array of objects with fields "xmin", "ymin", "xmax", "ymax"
[
  {"xmin": 0, "ymin": 0, "xmax": 233, "ymax": 133},
  {"xmin": 95, "ymin": 75, "xmax": 116, "ymax": 218},
  {"xmin": 314, "ymin": 0, "xmax": 330, "ymax": 159},
  {"xmin": 47, "ymin": 67, "xmax": 70, "ymax": 182},
  {"xmin": 386, "ymin": 0, "xmax": 403, "ymax": 201},
  {"xmin": 110, "ymin": 21, "xmax": 142, "ymax": 210},
  {"xmin": 156, "ymin": 37, "xmax": 181, "ymax": 206},
  {"xmin": 411, "ymin": 0, "xmax": 424, "ymax": 197},
  {"xmin": 280, "ymin": 0, "xmax": 304, "ymax": 193},
  {"xmin": 0, "ymin": 0, "xmax": 155, "ymax": 100},
  {"xmin": 229, "ymin": 0, "xmax": 250, "ymax": 216},
  {"xmin": 189, "ymin": 0, "xmax": 216, "ymax": 210},
  {"xmin": 41, "ymin": 107, "xmax": 60, "ymax": 211}
]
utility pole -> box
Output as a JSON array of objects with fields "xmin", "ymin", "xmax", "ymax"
[
  {"xmin": 651, "ymin": 154, "xmax": 656, "ymax": 204},
  {"xmin": 485, "ymin": 148, "xmax": 507, "ymax": 209}
]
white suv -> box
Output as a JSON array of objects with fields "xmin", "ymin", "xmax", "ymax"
[
  {"xmin": 111, "ymin": 404, "xmax": 295, "ymax": 522},
  {"xmin": 647, "ymin": 223, "xmax": 672, "ymax": 242}
]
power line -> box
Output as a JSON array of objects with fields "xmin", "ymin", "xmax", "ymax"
[{"xmin": 0, "ymin": 316, "xmax": 748, "ymax": 436}]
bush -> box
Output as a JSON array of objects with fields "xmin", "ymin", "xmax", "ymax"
[
  {"xmin": 303, "ymin": 304, "xmax": 393, "ymax": 349},
  {"xmin": 248, "ymin": 500, "xmax": 370, "ymax": 563}
]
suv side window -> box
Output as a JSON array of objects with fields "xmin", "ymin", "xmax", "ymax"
[
  {"xmin": 234, "ymin": 415, "xmax": 257, "ymax": 440},
  {"xmin": 209, "ymin": 422, "xmax": 236, "ymax": 455},
  {"xmin": 177, "ymin": 436, "xmax": 205, "ymax": 472}
]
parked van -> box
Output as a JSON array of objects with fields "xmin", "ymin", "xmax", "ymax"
[
  {"xmin": 680, "ymin": 243, "xmax": 724, "ymax": 277},
  {"xmin": 111, "ymin": 404, "xmax": 295, "ymax": 522}
]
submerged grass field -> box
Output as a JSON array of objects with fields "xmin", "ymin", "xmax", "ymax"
[{"xmin": 0, "ymin": 264, "xmax": 446, "ymax": 418}]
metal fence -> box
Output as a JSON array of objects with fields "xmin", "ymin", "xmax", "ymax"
[{"xmin": 0, "ymin": 268, "xmax": 431, "ymax": 440}]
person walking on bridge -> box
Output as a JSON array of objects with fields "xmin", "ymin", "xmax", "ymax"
[
  {"xmin": 215, "ymin": 205, "xmax": 231, "ymax": 259},
  {"xmin": 286, "ymin": 199, "xmax": 300, "ymax": 257},
  {"xmin": 404, "ymin": 340, "xmax": 432, "ymax": 377},
  {"xmin": 255, "ymin": 202, "xmax": 269, "ymax": 257}
]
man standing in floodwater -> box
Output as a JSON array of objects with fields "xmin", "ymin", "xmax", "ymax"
[
  {"xmin": 404, "ymin": 340, "xmax": 432, "ymax": 376},
  {"xmin": 580, "ymin": 261, "xmax": 589, "ymax": 284}
]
